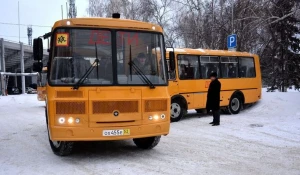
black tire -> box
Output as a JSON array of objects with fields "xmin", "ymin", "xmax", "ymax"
[
  {"xmin": 49, "ymin": 140, "xmax": 74, "ymax": 156},
  {"xmin": 170, "ymin": 99, "xmax": 186, "ymax": 122},
  {"xmin": 45, "ymin": 109, "xmax": 74, "ymax": 156},
  {"xmin": 195, "ymin": 109, "xmax": 204, "ymax": 113},
  {"xmin": 221, "ymin": 108, "xmax": 230, "ymax": 114},
  {"xmin": 228, "ymin": 94, "xmax": 242, "ymax": 114},
  {"xmin": 133, "ymin": 136, "xmax": 161, "ymax": 149}
]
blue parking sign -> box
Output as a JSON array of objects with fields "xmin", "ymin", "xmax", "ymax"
[{"xmin": 227, "ymin": 34, "xmax": 237, "ymax": 49}]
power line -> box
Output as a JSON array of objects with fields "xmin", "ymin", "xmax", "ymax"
[
  {"xmin": 0, "ymin": 35, "xmax": 27, "ymax": 38},
  {"xmin": 0, "ymin": 22, "xmax": 51, "ymax": 28}
]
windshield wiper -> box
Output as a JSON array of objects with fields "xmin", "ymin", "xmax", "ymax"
[
  {"xmin": 128, "ymin": 45, "xmax": 155, "ymax": 89},
  {"xmin": 73, "ymin": 43, "xmax": 99, "ymax": 90}
]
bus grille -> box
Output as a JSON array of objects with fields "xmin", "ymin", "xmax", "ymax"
[
  {"xmin": 145, "ymin": 100, "xmax": 167, "ymax": 112},
  {"xmin": 56, "ymin": 101, "xmax": 85, "ymax": 114},
  {"xmin": 56, "ymin": 91, "xmax": 83, "ymax": 98},
  {"xmin": 93, "ymin": 101, "xmax": 139, "ymax": 114}
]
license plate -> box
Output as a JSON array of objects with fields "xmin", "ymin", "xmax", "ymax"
[{"xmin": 102, "ymin": 129, "xmax": 130, "ymax": 136}]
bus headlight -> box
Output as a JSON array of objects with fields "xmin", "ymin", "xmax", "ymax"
[
  {"xmin": 161, "ymin": 114, "xmax": 166, "ymax": 119},
  {"xmin": 68, "ymin": 117, "xmax": 74, "ymax": 124},
  {"xmin": 58, "ymin": 117, "xmax": 65, "ymax": 124},
  {"xmin": 153, "ymin": 115, "xmax": 159, "ymax": 120},
  {"xmin": 75, "ymin": 118, "xmax": 80, "ymax": 124}
]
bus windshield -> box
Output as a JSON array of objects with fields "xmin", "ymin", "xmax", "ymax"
[{"xmin": 50, "ymin": 28, "xmax": 167, "ymax": 86}]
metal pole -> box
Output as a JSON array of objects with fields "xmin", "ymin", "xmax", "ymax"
[
  {"xmin": 211, "ymin": 0, "xmax": 214, "ymax": 49},
  {"xmin": 61, "ymin": 5, "xmax": 63, "ymax": 20},
  {"xmin": 66, "ymin": 2, "xmax": 69, "ymax": 19},
  {"xmin": 0, "ymin": 38, "xmax": 5, "ymax": 72},
  {"xmin": 0, "ymin": 72, "xmax": 38, "ymax": 76},
  {"xmin": 0, "ymin": 74, "xmax": 5, "ymax": 96},
  {"xmin": 0, "ymin": 38, "xmax": 5, "ymax": 95},
  {"xmin": 18, "ymin": 1, "xmax": 20, "ymax": 43},
  {"xmin": 20, "ymin": 42, "xmax": 25, "ymax": 94},
  {"xmin": 232, "ymin": 0, "xmax": 234, "ymax": 33}
]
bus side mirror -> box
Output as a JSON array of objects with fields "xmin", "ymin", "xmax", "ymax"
[
  {"xmin": 33, "ymin": 62, "xmax": 43, "ymax": 72},
  {"xmin": 33, "ymin": 38, "xmax": 43, "ymax": 61},
  {"xmin": 169, "ymin": 51, "xmax": 175, "ymax": 71}
]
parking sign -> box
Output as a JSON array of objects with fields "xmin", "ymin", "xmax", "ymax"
[{"xmin": 227, "ymin": 34, "xmax": 237, "ymax": 49}]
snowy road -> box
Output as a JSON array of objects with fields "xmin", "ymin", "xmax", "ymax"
[{"xmin": 0, "ymin": 91, "xmax": 300, "ymax": 175}]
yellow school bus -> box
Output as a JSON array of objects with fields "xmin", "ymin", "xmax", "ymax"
[
  {"xmin": 32, "ymin": 14, "xmax": 170, "ymax": 156},
  {"xmin": 37, "ymin": 67, "xmax": 47, "ymax": 101},
  {"xmin": 166, "ymin": 48, "xmax": 262, "ymax": 122}
]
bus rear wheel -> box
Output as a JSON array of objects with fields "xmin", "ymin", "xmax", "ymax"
[
  {"xmin": 196, "ymin": 109, "xmax": 204, "ymax": 113},
  {"xmin": 228, "ymin": 95, "xmax": 242, "ymax": 114},
  {"xmin": 171, "ymin": 99, "xmax": 185, "ymax": 122},
  {"xmin": 133, "ymin": 136, "xmax": 161, "ymax": 149}
]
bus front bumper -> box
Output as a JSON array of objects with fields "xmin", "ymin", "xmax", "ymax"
[{"xmin": 49, "ymin": 122, "xmax": 170, "ymax": 141}]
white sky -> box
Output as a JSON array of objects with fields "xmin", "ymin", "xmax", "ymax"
[{"xmin": 0, "ymin": 0, "xmax": 89, "ymax": 44}]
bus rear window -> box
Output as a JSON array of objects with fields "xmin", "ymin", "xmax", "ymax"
[{"xmin": 239, "ymin": 57, "xmax": 255, "ymax": 78}]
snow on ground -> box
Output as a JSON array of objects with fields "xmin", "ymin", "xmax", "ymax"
[{"xmin": 0, "ymin": 90, "xmax": 300, "ymax": 175}]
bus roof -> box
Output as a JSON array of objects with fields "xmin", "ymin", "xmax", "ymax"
[
  {"xmin": 52, "ymin": 18, "xmax": 163, "ymax": 33},
  {"xmin": 166, "ymin": 48, "xmax": 257, "ymax": 58}
]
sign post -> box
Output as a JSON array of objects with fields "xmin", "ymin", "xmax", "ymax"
[{"xmin": 227, "ymin": 34, "xmax": 237, "ymax": 51}]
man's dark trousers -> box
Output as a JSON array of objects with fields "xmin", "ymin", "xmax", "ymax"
[{"xmin": 212, "ymin": 110, "xmax": 220, "ymax": 124}]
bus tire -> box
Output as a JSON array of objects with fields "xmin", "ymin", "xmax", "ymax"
[
  {"xmin": 171, "ymin": 99, "xmax": 185, "ymax": 122},
  {"xmin": 133, "ymin": 136, "xmax": 161, "ymax": 149},
  {"xmin": 49, "ymin": 140, "xmax": 74, "ymax": 156},
  {"xmin": 195, "ymin": 109, "xmax": 204, "ymax": 113},
  {"xmin": 45, "ymin": 109, "xmax": 74, "ymax": 156},
  {"xmin": 228, "ymin": 94, "xmax": 242, "ymax": 114},
  {"xmin": 221, "ymin": 108, "xmax": 230, "ymax": 114}
]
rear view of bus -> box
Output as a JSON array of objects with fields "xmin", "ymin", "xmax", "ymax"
[{"xmin": 32, "ymin": 14, "xmax": 170, "ymax": 156}]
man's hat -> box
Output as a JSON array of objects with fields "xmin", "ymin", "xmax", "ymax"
[
  {"xmin": 210, "ymin": 72, "xmax": 217, "ymax": 78},
  {"xmin": 137, "ymin": 53, "xmax": 146, "ymax": 58}
]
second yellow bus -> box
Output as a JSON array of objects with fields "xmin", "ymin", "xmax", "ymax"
[{"xmin": 167, "ymin": 48, "xmax": 262, "ymax": 122}]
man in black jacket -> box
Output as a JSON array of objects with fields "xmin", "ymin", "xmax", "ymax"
[{"xmin": 206, "ymin": 72, "xmax": 221, "ymax": 126}]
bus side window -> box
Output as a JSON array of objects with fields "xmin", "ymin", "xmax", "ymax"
[
  {"xmin": 178, "ymin": 55, "xmax": 198, "ymax": 80},
  {"xmin": 201, "ymin": 65, "xmax": 207, "ymax": 79},
  {"xmin": 221, "ymin": 57, "xmax": 238, "ymax": 78},
  {"xmin": 239, "ymin": 57, "xmax": 255, "ymax": 78},
  {"xmin": 201, "ymin": 56, "xmax": 219, "ymax": 79}
]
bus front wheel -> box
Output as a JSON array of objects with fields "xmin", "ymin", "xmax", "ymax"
[
  {"xmin": 133, "ymin": 136, "xmax": 161, "ymax": 149},
  {"xmin": 171, "ymin": 99, "xmax": 185, "ymax": 122},
  {"xmin": 45, "ymin": 109, "xmax": 75, "ymax": 156},
  {"xmin": 228, "ymin": 95, "xmax": 242, "ymax": 114},
  {"xmin": 49, "ymin": 140, "xmax": 74, "ymax": 156}
]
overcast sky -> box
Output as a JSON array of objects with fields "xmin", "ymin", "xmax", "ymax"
[{"xmin": 0, "ymin": 0, "xmax": 88, "ymax": 45}]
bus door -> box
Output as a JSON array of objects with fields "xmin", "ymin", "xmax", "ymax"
[
  {"xmin": 177, "ymin": 55, "xmax": 204, "ymax": 109},
  {"xmin": 167, "ymin": 60, "xmax": 179, "ymax": 96}
]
